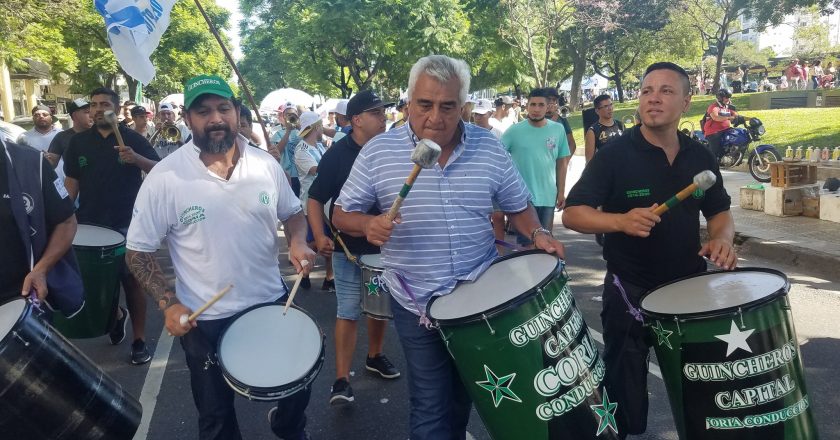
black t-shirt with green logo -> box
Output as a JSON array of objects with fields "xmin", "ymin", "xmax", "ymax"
[
  {"xmin": 63, "ymin": 126, "xmax": 159, "ymax": 229},
  {"xmin": 566, "ymin": 125, "xmax": 731, "ymax": 288}
]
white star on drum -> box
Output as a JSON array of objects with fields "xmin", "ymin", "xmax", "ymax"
[{"xmin": 714, "ymin": 320, "xmax": 755, "ymax": 357}]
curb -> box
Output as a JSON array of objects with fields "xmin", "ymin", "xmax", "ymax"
[{"xmin": 701, "ymin": 226, "xmax": 840, "ymax": 280}]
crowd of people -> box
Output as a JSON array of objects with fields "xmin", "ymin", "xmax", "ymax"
[{"xmin": 1, "ymin": 54, "xmax": 739, "ymax": 440}]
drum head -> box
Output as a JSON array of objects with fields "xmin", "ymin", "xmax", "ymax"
[
  {"xmin": 359, "ymin": 254, "xmax": 382, "ymax": 269},
  {"xmin": 0, "ymin": 299, "xmax": 25, "ymax": 339},
  {"xmin": 429, "ymin": 252, "xmax": 559, "ymax": 321},
  {"xmin": 74, "ymin": 224, "xmax": 125, "ymax": 248},
  {"xmin": 641, "ymin": 269, "xmax": 787, "ymax": 318},
  {"xmin": 219, "ymin": 305, "xmax": 322, "ymax": 388}
]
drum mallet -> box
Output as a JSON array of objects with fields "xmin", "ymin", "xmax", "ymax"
[
  {"xmin": 179, "ymin": 284, "xmax": 234, "ymax": 326},
  {"xmin": 652, "ymin": 170, "xmax": 717, "ymax": 216},
  {"xmin": 386, "ymin": 139, "xmax": 442, "ymax": 221},
  {"xmin": 326, "ymin": 221, "xmax": 357, "ymax": 264},
  {"xmin": 103, "ymin": 111, "xmax": 127, "ymax": 150},
  {"xmin": 283, "ymin": 260, "xmax": 310, "ymax": 315}
]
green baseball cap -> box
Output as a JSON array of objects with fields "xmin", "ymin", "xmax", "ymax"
[{"xmin": 184, "ymin": 74, "xmax": 234, "ymax": 109}]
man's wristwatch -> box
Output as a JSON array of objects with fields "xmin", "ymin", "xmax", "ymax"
[{"xmin": 531, "ymin": 227, "xmax": 553, "ymax": 243}]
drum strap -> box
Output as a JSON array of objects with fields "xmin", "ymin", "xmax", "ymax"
[
  {"xmin": 612, "ymin": 274, "xmax": 645, "ymax": 324},
  {"xmin": 393, "ymin": 271, "xmax": 433, "ymax": 329}
]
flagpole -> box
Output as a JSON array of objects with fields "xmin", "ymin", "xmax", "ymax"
[{"xmin": 192, "ymin": 0, "xmax": 273, "ymax": 147}]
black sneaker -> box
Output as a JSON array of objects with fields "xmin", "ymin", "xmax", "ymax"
[
  {"xmin": 365, "ymin": 354, "xmax": 401, "ymax": 379},
  {"xmin": 329, "ymin": 378, "xmax": 354, "ymax": 405},
  {"xmin": 300, "ymin": 276, "xmax": 311, "ymax": 289},
  {"xmin": 130, "ymin": 339, "xmax": 152, "ymax": 365},
  {"xmin": 109, "ymin": 306, "xmax": 129, "ymax": 345},
  {"xmin": 321, "ymin": 279, "xmax": 335, "ymax": 292}
]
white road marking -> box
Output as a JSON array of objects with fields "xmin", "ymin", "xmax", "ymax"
[
  {"xmin": 132, "ymin": 327, "xmax": 176, "ymax": 440},
  {"xmin": 588, "ymin": 328, "xmax": 663, "ymax": 380}
]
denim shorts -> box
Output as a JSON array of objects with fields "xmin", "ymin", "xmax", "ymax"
[
  {"xmin": 515, "ymin": 205, "xmax": 555, "ymax": 245},
  {"xmin": 332, "ymin": 252, "xmax": 362, "ymax": 320}
]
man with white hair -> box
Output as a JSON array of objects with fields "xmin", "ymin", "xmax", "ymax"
[{"xmin": 333, "ymin": 55, "xmax": 565, "ymax": 439}]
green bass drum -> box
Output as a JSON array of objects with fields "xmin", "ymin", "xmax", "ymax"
[
  {"xmin": 52, "ymin": 224, "xmax": 125, "ymax": 338},
  {"xmin": 428, "ymin": 251, "xmax": 619, "ymax": 440},
  {"xmin": 640, "ymin": 268, "xmax": 818, "ymax": 439}
]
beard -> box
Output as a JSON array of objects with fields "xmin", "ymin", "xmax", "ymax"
[
  {"xmin": 194, "ymin": 124, "xmax": 235, "ymax": 154},
  {"xmin": 528, "ymin": 115, "xmax": 546, "ymax": 122}
]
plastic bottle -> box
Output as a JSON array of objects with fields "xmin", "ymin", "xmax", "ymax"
[
  {"xmin": 785, "ymin": 146, "xmax": 793, "ymax": 159},
  {"xmin": 795, "ymin": 146, "xmax": 804, "ymax": 160},
  {"xmin": 832, "ymin": 146, "xmax": 840, "ymax": 161},
  {"xmin": 805, "ymin": 146, "xmax": 813, "ymax": 160},
  {"xmin": 821, "ymin": 147, "xmax": 830, "ymax": 161}
]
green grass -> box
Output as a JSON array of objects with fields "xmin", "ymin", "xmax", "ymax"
[{"xmin": 563, "ymin": 94, "xmax": 840, "ymax": 151}]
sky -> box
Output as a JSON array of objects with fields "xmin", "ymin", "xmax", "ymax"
[{"xmin": 214, "ymin": 0, "xmax": 243, "ymax": 60}]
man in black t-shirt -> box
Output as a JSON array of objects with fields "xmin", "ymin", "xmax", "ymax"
[
  {"xmin": 307, "ymin": 90, "xmax": 401, "ymax": 406},
  {"xmin": 584, "ymin": 94, "xmax": 624, "ymax": 163},
  {"xmin": 1, "ymin": 139, "xmax": 76, "ymax": 303},
  {"xmin": 63, "ymin": 87, "xmax": 159, "ymax": 365},
  {"xmin": 49, "ymin": 98, "xmax": 93, "ymax": 165},
  {"xmin": 563, "ymin": 62, "xmax": 736, "ymax": 438},
  {"xmin": 545, "ymin": 87, "xmax": 577, "ymax": 156}
]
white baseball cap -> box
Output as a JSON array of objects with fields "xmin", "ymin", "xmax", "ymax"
[
  {"xmin": 159, "ymin": 102, "xmax": 176, "ymax": 112},
  {"xmin": 472, "ymin": 99, "xmax": 494, "ymax": 115},
  {"xmin": 298, "ymin": 111, "xmax": 322, "ymax": 134},
  {"xmin": 334, "ymin": 99, "xmax": 349, "ymax": 116}
]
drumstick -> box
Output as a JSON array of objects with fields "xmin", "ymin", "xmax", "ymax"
[
  {"xmin": 104, "ymin": 111, "xmax": 126, "ymax": 148},
  {"xmin": 326, "ymin": 221, "xmax": 356, "ymax": 264},
  {"xmin": 283, "ymin": 260, "xmax": 310, "ymax": 315},
  {"xmin": 652, "ymin": 170, "xmax": 717, "ymax": 216},
  {"xmin": 386, "ymin": 139, "xmax": 441, "ymax": 220},
  {"xmin": 179, "ymin": 284, "xmax": 234, "ymax": 325}
]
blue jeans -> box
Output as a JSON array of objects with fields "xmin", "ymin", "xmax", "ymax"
[
  {"xmin": 391, "ymin": 297, "xmax": 472, "ymax": 440},
  {"xmin": 515, "ymin": 205, "xmax": 555, "ymax": 246}
]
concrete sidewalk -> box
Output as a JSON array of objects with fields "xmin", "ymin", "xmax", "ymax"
[
  {"xmin": 708, "ymin": 169, "xmax": 840, "ymax": 277},
  {"xmin": 563, "ymin": 157, "xmax": 840, "ymax": 277}
]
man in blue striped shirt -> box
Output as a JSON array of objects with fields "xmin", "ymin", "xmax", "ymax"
[{"xmin": 334, "ymin": 55, "xmax": 565, "ymax": 440}]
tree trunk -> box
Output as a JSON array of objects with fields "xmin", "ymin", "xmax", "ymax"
[
  {"xmin": 712, "ymin": 41, "xmax": 725, "ymax": 93},
  {"xmin": 615, "ymin": 74, "xmax": 624, "ymax": 103}
]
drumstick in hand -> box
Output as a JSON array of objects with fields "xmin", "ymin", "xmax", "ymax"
[
  {"xmin": 179, "ymin": 284, "xmax": 234, "ymax": 325},
  {"xmin": 283, "ymin": 260, "xmax": 310, "ymax": 315},
  {"xmin": 652, "ymin": 170, "xmax": 716, "ymax": 216},
  {"xmin": 386, "ymin": 139, "xmax": 441, "ymax": 221}
]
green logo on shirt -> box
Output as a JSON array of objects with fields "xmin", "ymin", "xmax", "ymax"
[
  {"xmin": 625, "ymin": 188, "xmax": 650, "ymax": 199},
  {"xmin": 78, "ymin": 156, "xmax": 88, "ymax": 168},
  {"xmin": 259, "ymin": 191, "xmax": 270, "ymax": 205},
  {"xmin": 692, "ymin": 188, "xmax": 705, "ymax": 199},
  {"xmin": 179, "ymin": 205, "xmax": 206, "ymax": 225}
]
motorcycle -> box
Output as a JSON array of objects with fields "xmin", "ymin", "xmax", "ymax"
[{"xmin": 680, "ymin": 116, "xmax": 780, "ymax": 183}]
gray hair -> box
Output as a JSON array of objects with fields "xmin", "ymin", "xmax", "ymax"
[{"xmin": 406, "ymin": 55, "xmax": 471, "ymax": 105}]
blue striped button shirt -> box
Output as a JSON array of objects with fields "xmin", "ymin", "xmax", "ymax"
[{"xmin": 336, "ymin": 122, "xmax": 532, "ymax": 315}]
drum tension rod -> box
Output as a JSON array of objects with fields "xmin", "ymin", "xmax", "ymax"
[
  {"xmin": 738, "ymin": 307, "xmax": 745, "ymax": 329},
  {"xmin": 537, "ymin": 287, "xmax": 546, "ymax": 306},
  {"xmin": 481, "ymin": 314, "xmax": 495, "ymax": 335},
  {"xmin": 12, "ymin": 331, "xmax": 30, "ymax": 347},
  {"xmin": 673, "ymin": 317, "xmax": 682, "ymax": 336}
]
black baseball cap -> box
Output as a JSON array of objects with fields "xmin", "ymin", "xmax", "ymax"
[
  {"xmin": 130, "ymin": 106, "xmax": 148, "ymax": 116},
  {"xmin": 346, "ymin": 90, "xmax": 394, "ymax": 118}
]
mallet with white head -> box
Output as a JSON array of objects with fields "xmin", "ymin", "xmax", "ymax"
[
  {"xmin": 386, "ymin": 139, "xmax": 442, "ymax": 220},
  {"xmin": 103, "ymin": 110, "xmax": 127, "ymax": 149},
  {"xmin": 652, "ymin": 170, "xmax": 717, "ymax": 216}
]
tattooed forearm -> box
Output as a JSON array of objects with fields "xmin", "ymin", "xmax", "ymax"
[{"xmin": 126, "ymin": 249, "xmax": 177, "ymax": 309}]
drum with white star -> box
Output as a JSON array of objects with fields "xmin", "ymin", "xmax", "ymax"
[{"xmin": 640, "ymin": 268, "xmax": 817, "ymax": 439}]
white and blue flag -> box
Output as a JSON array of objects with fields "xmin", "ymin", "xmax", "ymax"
[{"xmin": 95, "ymin": 0, "xmax": 176, "ymax": 85}]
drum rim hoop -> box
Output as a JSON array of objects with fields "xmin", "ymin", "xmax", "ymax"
[
  {"xmin": 216, "ymin": 301, "xmax": 326, "ymax": 390},
  {"xmin": 639, "ymin": 267, "xmax": 790, "ymax": 321},
  {"xmin": 73, "ymin": 223, "xmax": 127, "ymax": 250},
  {"xmin": 427, "ymin": 249, "xmax": 565, "ymax": 325},
  {"xmin": 357, "ymin": 253, "xmax": 383, "ymax": 271},
  {"xmin": 0, "ymin": 297, "xmax": 33, "ymax": 343}
]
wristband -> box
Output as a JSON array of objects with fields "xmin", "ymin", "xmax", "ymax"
[{"xmin": 531, "ymin": 227, "xmax": 552, "ymax": 243}]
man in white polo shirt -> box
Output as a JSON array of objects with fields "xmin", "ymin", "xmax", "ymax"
[{"xmin": 125, "ymin": 75, "xmax": 316, "ymax": 440}]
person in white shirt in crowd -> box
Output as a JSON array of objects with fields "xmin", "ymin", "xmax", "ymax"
[
  {"xmin": 472, "ymin": 98, "xmax": 503, "ymax": 139},
  {"xmin": 18, "ymin": 105, "xmax": 62, "ymax": 164},
  {"xmin": 152, "ymin": 102, "xmax": 188, "ymax": 159},
  {"xmin": 490, "ymin": 97, "xmax": 512, "ymax": 133},
  {"xmin": 294, "ymin": 111, "xmax": 333, "ymax": 291},
  {"xmin": 126, "ymin": 74, "xmax": 316, "ymax": 440},
  {"xmin": 331, "ymin": 99, "xmax": 350, "ymax": 143}
]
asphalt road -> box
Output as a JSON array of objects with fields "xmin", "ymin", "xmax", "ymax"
[{"xmin": 51, "ymin": 216, "xmax": 839, "ymax": 440}]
